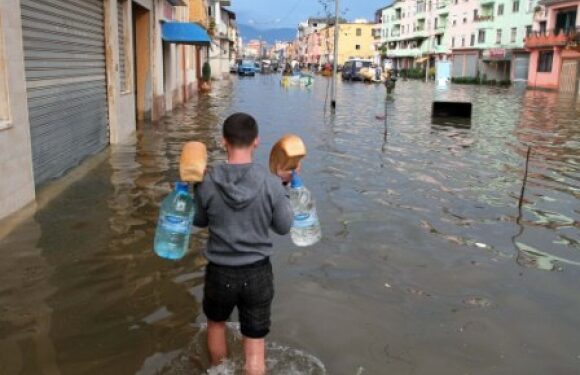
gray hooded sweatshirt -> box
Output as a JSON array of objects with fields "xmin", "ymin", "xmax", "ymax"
[{"xmin": 193, "ymin": 163, "xmax": 294, "ymax": 266}]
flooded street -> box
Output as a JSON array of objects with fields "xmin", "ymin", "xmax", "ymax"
[{"xmin": 1, "ymin": 75, "xmax": 579, "ymax": 374}]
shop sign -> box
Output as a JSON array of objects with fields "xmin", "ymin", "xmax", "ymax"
[{"xmin": 483, "ymin": 48, "xmax": 512, "ymax": 61}]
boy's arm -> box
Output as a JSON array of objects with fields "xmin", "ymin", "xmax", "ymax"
[
  {"xmin": 271, "ymin": 183, "xmax": 293, "ymax": 235},
  {"xmin": 193, "ymin": 184, "xmax": 209, "ymax": 228}
]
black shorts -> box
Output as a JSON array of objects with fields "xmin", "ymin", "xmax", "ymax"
[{"xmin": 203, "ymin": 258, "xmax": 274, "ymax": 339}]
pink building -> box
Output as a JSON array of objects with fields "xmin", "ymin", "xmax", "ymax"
[
  {"xmin": 525, "ymin": 0, "xmax": 580, "ymax": 92},
  {"xmin": 448, "ymin": 0, "xmax": 479, "ymax": 77},
  {"xmin": 305, "ymin": 31, "xmax": 322, "ymax": 65},
  {"xmin": 244, "ymin": 39, "xmax": 263, "ymax": 58}
]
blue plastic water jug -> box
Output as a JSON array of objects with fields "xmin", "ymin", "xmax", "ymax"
[{"xmin": 154, "ymin": 182, "xmax": 195, "ymax": 260}]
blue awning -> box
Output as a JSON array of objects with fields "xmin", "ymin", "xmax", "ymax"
[{"xmin": 161, "ymin": 22, "xmax": 211, "ymax": 46}]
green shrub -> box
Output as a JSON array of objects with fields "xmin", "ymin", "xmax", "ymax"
[
  {"xmin": 202, "ymin": 62, "xmax": 211, "ymax": 82},
  {"xmin": 401, "ymin": 67, "xmax": 425, "ymax": 79},
  {"xmin": 452, "ymin": 76, "xmax": 479, "ymax": 84}
]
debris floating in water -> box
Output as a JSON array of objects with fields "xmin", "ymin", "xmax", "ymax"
[{"xmin": 462, "ymin": 296, "xmax": 493, "ymax": 308}]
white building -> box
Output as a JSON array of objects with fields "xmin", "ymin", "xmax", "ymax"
[{"xmin": 208, "ymin": 1, "xmax": 238, "ymax": 78}]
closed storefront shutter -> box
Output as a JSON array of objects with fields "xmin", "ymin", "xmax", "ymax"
[
  {"xmin": 452, "ymin": 55, "xmax": 465, "ymax": 77},
  {"xmin": 465, "ymin": 54, "xmax": 478, "ymax": 78},
  {"xmin": 20, "ymin": 0, "xmax": 109, "ymax": 185},
  {"xmin": 514, "ymin": 54, "xmax": 530, "ymax": 81},
  {"xmin": 118, "ymin": 0, "xmax": 126, "ymax": 90},
  {"xmin": 559, "ymin": 60, "xmax": 579, "ymax": 94}
]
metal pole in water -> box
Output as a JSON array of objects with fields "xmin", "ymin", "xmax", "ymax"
[
  {"xmin": 518, "ymin": 146, "xmax": 532, "ymax": 210},
  {"xmin": 330, "ymin": 0, "xmax": 340, "ymax": 109}
]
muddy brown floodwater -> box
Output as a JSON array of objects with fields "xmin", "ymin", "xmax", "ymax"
[{"xmin": 0, "ymin": 76, "xmax": 579, "ymax": 375}]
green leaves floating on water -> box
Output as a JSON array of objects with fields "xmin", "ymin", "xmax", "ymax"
[{"xmin": 516, "ymin": 242, "xmax": 580, "ymax": 271}]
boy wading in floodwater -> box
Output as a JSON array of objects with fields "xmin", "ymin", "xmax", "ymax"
[{"xmin": 193, "ymin": 113, "xmax": 294, "ymax": 374}]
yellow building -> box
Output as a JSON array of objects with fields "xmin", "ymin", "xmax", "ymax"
[
  {"xmin": 321, "ymin": 23, "xmax": 376, "ymax": 66},
  {"xmin": 189, "ymin": 0, "xmax": 209, "ymax": 29}
]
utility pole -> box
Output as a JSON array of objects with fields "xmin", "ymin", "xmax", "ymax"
[
  {"xmin": 330, "ymin": 0, "xmax": 340, "ymax": 109},
  {"xmin": 425, "ymin": 37, "xmax": 431, "ymax": 82}
]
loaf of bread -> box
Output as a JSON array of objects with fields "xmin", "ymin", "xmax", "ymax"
[
  {"xmin": 269, "ymin": 134, "xmax": 307, "ymax": 174},
  {"xmin": 179, "ymin": 142, "xmax": 207, "ymax": 182}
]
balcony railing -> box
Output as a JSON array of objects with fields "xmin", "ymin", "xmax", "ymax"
[
  {"xmin": 474, "ymin": 15, "xmax": 494, "ymax": 22},
  {"xmin": 387, "ymin": 47, "xmax": 422, "ymax": 57},
  {"xmin": 415, "ymin": 28, "xmax": 428, "ymax": 38},
  {"xmin": 524, "ymin": 27, "xmax": 580, "ymax": 48}
]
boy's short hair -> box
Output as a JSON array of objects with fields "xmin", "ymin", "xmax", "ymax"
[{"xmin": 223, "ymin": 113, "xmax": 259, "ymax": 147}]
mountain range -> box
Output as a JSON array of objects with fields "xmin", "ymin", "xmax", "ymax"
[{"xmin": 238, "ymin": 24, "xmax": 296, "ymax": 44}]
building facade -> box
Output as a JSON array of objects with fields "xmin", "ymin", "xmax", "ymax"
[
  {"xmin": 378, "ymin": 0, "xmax": 540, "ymax": 81},
  {"xmin": 453, "ymin": 0, "xmax": 538, "ymax": 81},
  {"xmin": 207, "ymin": 1, "xmax": 238, "ymax": 78},
  {"xmin": 380, "ymin": 0, "xmax": 451, "ymax": 71},
  {"xmin": 243, "ymin": 39, "xmax": 266, "ymax": 58},
  {"xmin": 0, "ymin": 0, "xmax": 235, "ymax": 221},
  {"xmin": 525, "ymin": 0, "xmax": 579, "ymax": 92},
  {"xmin": 320, "ymin": 22, "xmax": 377, "ymax": 66}
]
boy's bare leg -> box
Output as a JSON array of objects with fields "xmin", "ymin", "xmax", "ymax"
[
  {"xmin": 243, "ymin": 337, "xmax": 266, "ymax": 375},
  {"xmin": 207, "ymin": 320, "xmax": 227, "ymax": 365}
]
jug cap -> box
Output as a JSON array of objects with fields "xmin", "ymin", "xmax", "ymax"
[
  {"xmin": 290, "ymin": 170, "xmax": 303, "ymax": 188},
  {"xmin": 175, "ymin": 182, "xmax": 189, "ymax": 193}
]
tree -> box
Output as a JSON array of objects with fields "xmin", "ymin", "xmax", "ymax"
[{"xmin": 202, "ymin": 62, "xmax": 211, "ymax": 82}]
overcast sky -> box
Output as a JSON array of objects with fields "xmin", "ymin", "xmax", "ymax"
[{"xmin": 231, "ymin": 0, "xmax": 390, "ymax": 28}]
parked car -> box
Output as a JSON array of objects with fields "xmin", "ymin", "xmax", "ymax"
[
  {"xmin": 230, "ymin": 63, "xmax": 238, "ymax": 73},
  {"xmin": 238, "ymin": 60, "xmax": 256, "ymax": 76},
  {"xmin": 341, "ymin": 59, "xmax": 373, "ymax": 81}
]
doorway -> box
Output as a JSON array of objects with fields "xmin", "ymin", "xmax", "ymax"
[
  {"xmin": 132, "ymin": 3, "xmax": 151, "ymax": 121},
  {"xmin": 559, "ymin": 59, "xmax": 579, "ymax": 94}
]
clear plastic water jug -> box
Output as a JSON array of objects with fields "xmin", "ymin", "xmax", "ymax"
[
  {"xmin": 289, "ymin": 171, "xmax": 322, "ymax": 247},
  {"xmin": 154, "ymin": 182, "xmax": 195, "ymax": 260}
]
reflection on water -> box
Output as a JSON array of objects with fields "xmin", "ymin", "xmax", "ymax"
[{"xmin": 0, "ymin": 76, "xmax": 579, "ymax": 374}]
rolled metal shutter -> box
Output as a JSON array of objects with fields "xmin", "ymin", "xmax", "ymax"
[
  {"xmin": 465, "ymin": 54, "xmax": 478, "ymax": 78},
  {"xmin": 20, "ymin": 0, "xmax": 108, "ymax": 185},
  {"xmin": 514, "ymin": 55, "xmax": 530, "ymax": 81},
  {"xmin": 559, "ymin": 60, "xmax": 578, "ymax": 94},
  {"xmin": 118, "ymin": 0, "xmax": 126, "ymax": 90},
  {"xmin": 452, "ymin": 55, "xmax": 464, "ymax": 77}
]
